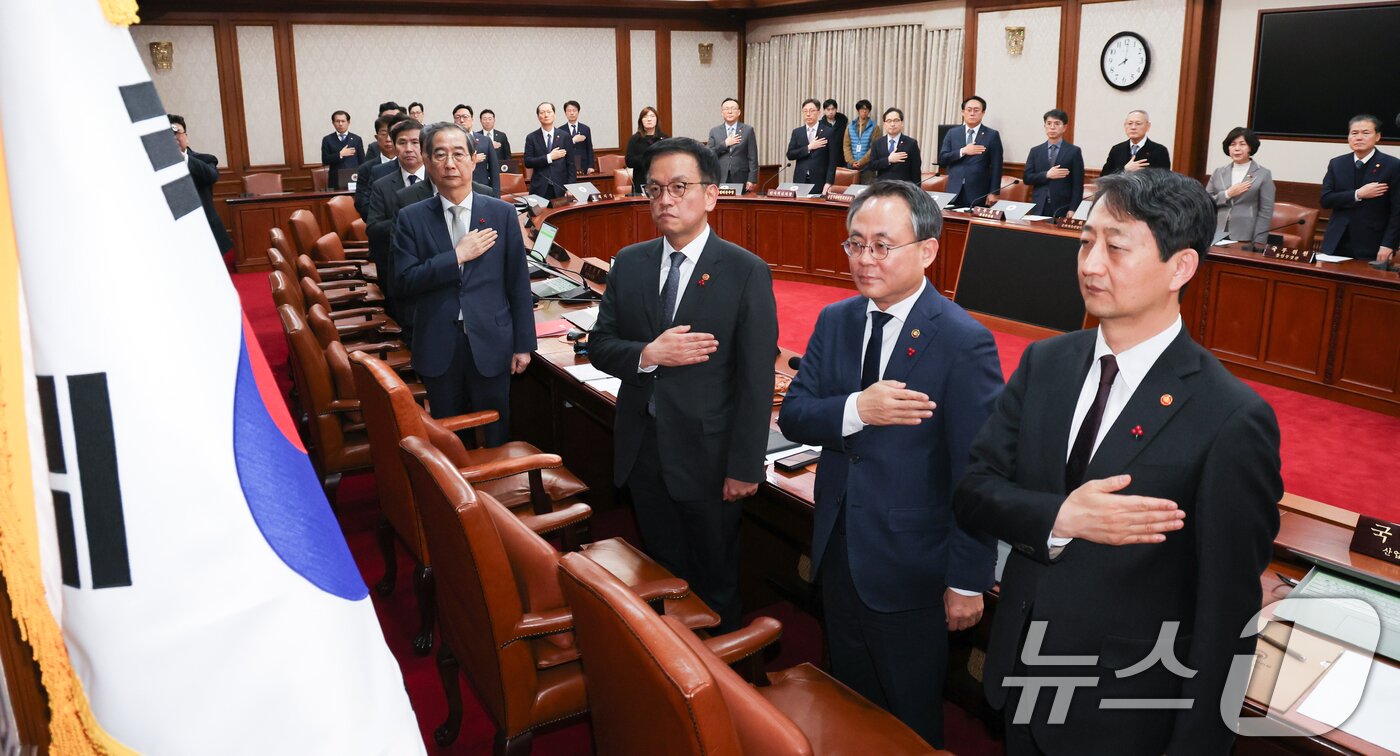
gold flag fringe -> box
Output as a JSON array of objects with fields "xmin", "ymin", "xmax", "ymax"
[{"xmin": 99, "ymin": 0, "xmax": 139, "ymax": 27}]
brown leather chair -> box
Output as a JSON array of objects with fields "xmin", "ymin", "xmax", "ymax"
[
  {"xmin": 921, "ymin": 173, "xmax": 948, "ymax": 193},
  {"xmin": 597, "ymin": 154, "xmax": 626, "ymax": 176},
  {"xmin": 289, "ymin": 208, "xmax": 368, "ymax": 258},
  {"xmin": 399, "ymin": 436, "xmax": 723, "ymax": 752},
  {"xmin": 500, "ymin": 172, "xmax": 526, "ymax": 196},
  {"xmin": 1082, "ymin": 181, "xmax": 1098, "ymax": 203},
  {"xmin": 292, "ymin": 253, "xmax": 383, "ymax": 305},
  {"xmin": 242, "ymin": 172, "xmax": 284, "ymax": 196},
  {"xmin": 310, "ymin": 166, "xmax": 330, "ymax": 192},
  {"xmin": 311, "ymin": 231, "xmax": 377, "ymax": 279},
  {"xmin": 305, "ymin": 303, "xmax": 409, "ymax": 368},
  {"xmin": 1000, "ymin": 180, "xmax": 1032, "ymax": 203},
  {"xmin": 1270, "ymin": 202, "xmax": 1320, "ymax": 250},
  {"xmin": 273, "ymin": 226, "xmax": 368, "ymax": 281},
  {"xmin": 268, "ymin": 271, "xmax": 394, "ymax": 350},
  {"xmin": 277, "ymin": 304, "xmax": 371, "ymax": 498},
  {"xmin": 834, "ymin": 167, "xmax": 858, "ymax": 188},
  {"xmin": 558, "ymin": 552, "xmax": 945, "ymax": 756},
  {"xmin": 298, "ymin": 277, "xmax": 398, "ymax": 340},
  {"xmin": 327, "ymin": 195, "xmax": 367, "ymax": 242},
  {"xmin": 612, "ymin": 168, "xmax": 632, "ymax": 196}
]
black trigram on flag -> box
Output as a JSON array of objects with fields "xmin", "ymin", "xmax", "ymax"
[
  {"xmin": 118, "ymin": 80, "xmax": 201, "ymax": 222},
  {"xmin": 37, "ymin": 373, "xmax": 131, "ymax": 589}
]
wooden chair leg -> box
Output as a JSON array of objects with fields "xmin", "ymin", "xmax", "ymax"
[
  {"xmin": 433, "ymin": 644, "xmax": 463, "ymax": 747},
  {"xmin": 374, "ymin": 519, "xmax": 397, "ymax": 596},
  {"xmin": 495, "ymin": 730, "xmax": 534, "ymax": 756},
  {"xmin": 412, "ymin": 564, "xmax": 435, "ymax": 656}
]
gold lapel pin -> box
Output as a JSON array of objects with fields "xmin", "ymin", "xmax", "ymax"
[
  {"xmin": 1160, "ymin": 394, "xmax": 1173, "ymax": 407},
  {"xmin": 911, "ymin": 328, "xmax": 921, "ymax": 338}
]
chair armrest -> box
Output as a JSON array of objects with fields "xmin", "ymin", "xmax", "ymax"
[
  {"xmin": 405, "ymin": 382, "xmax": 429, "ymax": 401},
  {"xmin": 343, "ymin": 340, "xmax": 405, "ymax": 355},
  {"xmin": 459, "ymin": 453, "xmax": 562, "ymax": 484},
  {"xmin": 504, "ymin": 606, "xmax": 574, "ymax": 645},
  {"xmin": 314, "ymin": 264, "xmax": 362, "ymax": 277},
  {"xmin": 702, "ymin": 616, "xmax": 783, "ymax": 666},
  {"xmin": 326, "ymin": 399, "xmax": 361, "ymax": 413},
  {"xmin": 629, "ymin": 577, "xmax": 691, "ymax": 604},
  {"xmin": 342, "ymin": 246, "xmax": 370, "ymax": 259},
  {"xmin": 327, "ymin": 306, "xmax": 386, "ymax": 320},
  {"xmin": 317, "ymin": 279, "xmax": 367, "ymax": 292},
  {"xmin": 319, "ymin": 258, "xmax": 373, "ymax": 269},
  {"xmin": 517, "ymin": 502, "xmax": 592, "ymax": 535},
  {"xmin": 438, "ymin": 410, "xmax": 500, "ymax": 432}
]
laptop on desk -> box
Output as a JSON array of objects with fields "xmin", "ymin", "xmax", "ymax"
[
  {"xmin": 1275, "ymin": 565, "xmax": 1399, "ymax": 662},
  {"xmin": 776, "ymin": 183, "xmax": 815, "ymax": 195},
  {"xmin": 926, "ymin": 191, "xmax": 957, "ymax": 208},
  {"xmin": 989, "ymin": 200, "xmax": 1035, "ymax": 221},
  {"xmin": 719, "ymin": 183, "xmax": 746, "ymax": 194}
]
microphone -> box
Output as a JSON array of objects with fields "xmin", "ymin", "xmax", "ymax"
[
  {"xmin": 760, "ymin": 162, "xmax": 794, "ymax": 194},
  {"xmin": 964, "ymin": 179, "xmax": 1020, "ymax": 209},
  {"xmin": 534, "ymin": 170, "xmax": 577, "ymax": 203},
  {"xmin": 1248, "ymin": 217, "xmax": 1306, "ymax": 252}
]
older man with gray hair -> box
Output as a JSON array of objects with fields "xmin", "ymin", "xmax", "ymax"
[{"xmin": 1102, "ymin": 109, "xmax": 1171, "ymax": 175}]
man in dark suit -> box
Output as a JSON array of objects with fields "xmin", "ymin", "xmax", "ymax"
[
  {"xmin": 364, "ymin": 118, "xmax": 425, "ymax": 318},
  {"xmin": 523, "ymin": 101, "xmax": 573, "ymax": 200},
  {"xmin": 954, "ymin": 169, "xmax": 1283, "ymax": 755},
  {"xmin": 705, "ymin": 97, "xmax": 759, "ymax": 192},
  {"xmin": 320, "ymin": 110, "xmax": 364, "ymax": 190},
  {"xmin": 1102, "ymin": 109, "xmax": 1170, "ymax": 175},
  {"xmin": 362, "ymin": 101, "xmax": 403, "ymax": 163},
  {"xmin": 589, "ymin": 138, "xmax": 778, "ymax": 632},
  {"xmin": 938, "ymin": 96, "xmax": 1004, "ymax": 207},
  {"xmin": 355, "ymin": 114, "xmax": 404, "ymax": 219},
  {"xmin": 867, "ymin": 107, "xmax": 923, "ymax": 184},
  {"xmin": 1320, "ymin": 114, "xmax": 1400, "ymax": 262},
  {"xmin": 786, "ymin": 98, "xmax": 839, "ymax": 194},
  {"xmin": 392, "ymin": 122, "xmax": 535, "ymax": 447},
  {"xmin": 778, "ymin": 181, "xmax": 1002, "ymax": 747},
  {"xmin": 169, "ymin": 115, "xmax": 232, "ymax": 255},
  {"xmin": 562, "ymin": 100, "xmax": 595, "ymax": 178},
  {"xmin": 1023, "ymin": 108, "xmax": 1085, "ymax": 217},
  {"xmin": 478, "ymin": 109, "xmax": 512, "ymax": 172},
  {"xmin": 451, "ymin": 105, "xmax": 502, "ymax": 196}
]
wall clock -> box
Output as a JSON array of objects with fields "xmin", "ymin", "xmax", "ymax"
[{"xmin": 1101, "ymin": 31, "xmax": 1150, "ymax": 90}]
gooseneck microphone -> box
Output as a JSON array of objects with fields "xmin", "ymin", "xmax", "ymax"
[
  {"xmin": 760, "ymin": 162, "xmax": 794, "ymax": 194},
  {"xmin": 964, "ymin": 179, "xmax": 1020, "ymax": 209},
  {"xmin": 1248, "ymin": 217, "xmax": 1306, "ymax": 252}
]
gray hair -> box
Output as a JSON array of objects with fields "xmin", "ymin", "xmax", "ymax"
[
  {"xmin": 846, "ymin": 180, "xmax": 943, "ymax": 241},
  {"xmin": 1126, "ymin": 109, "xmax": 1150, "ymax": 121}
]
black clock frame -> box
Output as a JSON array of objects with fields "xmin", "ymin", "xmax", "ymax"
[{"xmin": 1100, "ymin": 31, "xmax": 1151, "ymax": 91}]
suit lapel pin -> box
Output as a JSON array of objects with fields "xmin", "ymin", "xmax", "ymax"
[
  {"xmin": 907, "ymin": 347, "xmax": 916, "ymax": 357},
  {"xmin": 697, "ymin": 273, "xmax": 710, "ymax": 287},
  {"xmin": 911, "ymin": 328, "xmax": 921, "ymax": 338},
  {"xmin": 1159, "ymin": 393, "xmax": 1173, "ymax": 407},
  {"xmin": 1131, "ymin": 424, "xmax": 1144, "ymax": 439}
]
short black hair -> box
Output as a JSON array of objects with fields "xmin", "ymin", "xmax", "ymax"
[
  {"xmin": 847, "ymin": 180, "xmax": 943, "ymax": 241},
  {"xmin": 802, "ymin": 98, "xmax": 821, "ymax": 111},
  {"xmin": 377, "ymin": 101, "xmax": 402, "ymax": 115},
  {"xmin": 883, "ymin": 107, "xmax": 904, "ymax": 122},
  {"xmin": 823, "ymin": 99, "xmax": 839, "ymax": 110},
  {"xmin": 1092, "ymin": 170, "xmax": 1215, "ymax": 263},
  {"xmin": 452, "ymin": 103, "xmax": 473, "ymax": 117},
  {"xmin": 390, "ymin": 118, "xmax": 423, "ymax": 141},
  {"xmin": 408, "ymin": 101, "xmax": 424, "ymax": 112},
  {"xmin": 167, "ymin": 114, "xmax": 187, "ymax": 131},
  {"xmin": 962, "ymin": 95, "xmax": 987, "ymax": 110},
  {"xmin": 536, "ymin": 101, "xmax": 555, "ymax": 115},
  {"xmin": 422, "ymin": 121, "xmax": 474, "ymax": 157},
  {"xmin": 480, "ymin": 108, "xmax": 495, "ymax": 118},
  {"xmin": 375, "ymin": 113, "xmax": 407, "ymax": 134},
  {"xmin": 855, "ymin": 99, "xmax": 873, "ymax": 112},
  {"xmin": 332, "ymin": 110, "xmax": 350, "ymax": 121},
  {"xmin": 721, "ymin": 97, "xmax": 740, "ymax": 107},
  {"xmin": 564, "ymin": 100, "xmax": 581, "ymax": 111},
  {"xmin": 642, "ymin": 137, "xmax": 721, "ymax": 186},
  {"xmin": 1043, "ymin": 108, "xmax": 1068, "ymax": 124},
  {"xmin": 1349, "ymin": 114, "xmax": 1382, "ymax": 133},
  {"xmin": 1221, "ymin": 126, "xmax": 1260, "ymax": 157}
]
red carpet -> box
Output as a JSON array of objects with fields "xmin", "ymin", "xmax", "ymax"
[{"xmin": 238, "ymin": 272, "xmax": 1395, "ymax": 754}]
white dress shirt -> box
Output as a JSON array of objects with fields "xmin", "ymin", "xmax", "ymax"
[
  {"xmin": 638, "ymin": 225, "xmax": 711, "ymax": 373},
  {"xmin": 841, "ymin": 278, "xmax": 926, "ymax": 437},
  {"xmin": 1353, "ymin": 150, "xmax": 1377, "ymax": 202},
  {"xmin": 400, "ymin": 165, "xmax": 425, "ymax": 186},
  {"xmin": 541, "ymin": 127, "xmax": 556, "ymax": 163},
  {"xmin": 378, "ymin": 152, "xmax": 394, "ymax": 165}
]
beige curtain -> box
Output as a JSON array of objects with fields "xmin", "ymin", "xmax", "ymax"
[{"xmin": 744, "ymin": 25, "xmax": 964, "ymax": 182}]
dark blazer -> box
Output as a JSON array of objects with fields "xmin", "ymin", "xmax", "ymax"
[
  {"xmin": 1023, "ymin": 140, "xmax": 1086, "ymax": 217},
  {"xmin": 954, "ymin": 327, "xmax": 1282, "ymax": 755},
  {"xmin": 625, "ymin": 132, "xmax": 668, "ymax": 194},
  {"xmin": 867, "ymin": 133, "xmax": 924, "ymax": 184},
  {"xmin": 1102, "ymin": 137, "xmax": 1171, "ymax": 175},
  {"xmin": 778, "ymin": 284, "xmax": 1002, "ymax": 612},
  {"xmin": 354, "ymin": 155, "xmax": 396, "ymax": 219},
  {"xmin": 1319, "ymin": 150, "xmax": 1400, "ymax": 258},
  {"xmin": 364, "ymin": 165, "xmax": 424, "ymax": 300},
  {"xmin": 320, "ymin": 131, "xmax": 365, "ymax": 189},
  {"xmin": 562, "ymin": 121, "xmax": 595, "ymax": 177},
  {"xmin": 706, "ymin": 122, "xmax": 759, "ymax": 185},
  {"xmin": 470, "ymin": 131, "xmax": 502, "ymax": 195},
  {"xmin": 391, "ymin": 192, "xmax": 535, "ymax": 379},
  {"xmin": 786, "ymin": 121, "xmax": 839, "ymax": 192},
  {"xmin": 589, "ymin": 232, "xmax": 779, "ymax": 500},
  {"xmin": 477, "ymin": 129, "xmax": 511, "ymax": 171},
  {"xmin": 522, "ymin": 127, "xmax": 573, "ymax": 199},
  {"xmin": 938, "ymin": 125, "xmax": 1004, "ymax": 205},
  {"xmin": 184, "ymin": 149, "xmax": 232, "ymax": 254},
  {"xmin": 1206, "ymin": 160, "xmax": 1275, "ymax": 246}
]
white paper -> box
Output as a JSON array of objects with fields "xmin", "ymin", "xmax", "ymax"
[
  {"xmin": 765, "ymin": 444, "xmax": 819, "ymax": 464},
  {"xmin": 1314, "ymin": 253, "xmax": 1351, "ymax": 263},
  {"xmin": 1215, "ymin": 239, "xmax": 1237, "ymax": 246},
  {"xmin": 1297, "ymin": 651, "xmax": 1400, "ymax": 752},
  {"xmin": 562, "ymin": 363, "xmax": 612, "ymax": 382},
  {"xmin": 584, "ymin": 377, "xmax": 622, "ymax": 397},
  {"xmin": 1022, "ymin": 214, "xmax": 1051, "ymax": 222}
]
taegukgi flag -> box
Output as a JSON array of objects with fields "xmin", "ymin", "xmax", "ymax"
[{"xmin": 0, "ymin": 0, "xmax": 425, "ymax": 752}]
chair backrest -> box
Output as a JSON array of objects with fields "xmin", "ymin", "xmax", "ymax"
[
  {"xmin": 500, "ymin": 172, "xmax": 526, "ymax": 195},
  {"xmin": 1271, "ymin": 202, "xmax": 1320, "ymax": 250},
  {"xmin": 312, "ymin": 231, "xmax": 348, "ymax": 263},
  {"xmin": 613, "ymin": 168, "xmax": 632, "ymax": 196},
  {"xmin": 327, "ymin": 195, "xmax": 363, "ymax": 241},
  {"xmin": 398, "ymin": 435, "xmax": 545, "ymax": 733},
  {"xmin": 287, "ymin": 209, "xmax": 323, "ymax": 256},
  {"xmin": 242, "ymin": 172, "xmax": 284, "ymax": 196},
  {"xmin": 557, "ymin": 552, "xmax": 750, "ymax": 756},
  {"xmin": 299, "ymin": 276, "xmax": 333, "ymax": 315},
  {"xmin": 597, "ymin": 154, "xmax": 626, "ymax": 176},
  {"xmin": 278, "ymin": 304, "xmax": 349, "ymax": 461},
  {"xmin": 310, "ymin": 166, "xmax": 330, "ymax": 192},
  {"xmin": 295, "ymin": 254, "xmax": 324, "ymax": 284},
  {"xmin": 1000, "ymin": 181, "xmax": 1032, "ymax": 203},
  {"xmin": 266, "ymin": 247, "xmax": 295, "ymax": 282},
  {"xmin": 269, "ymin": 227, "xmax": 295, "ymax": 259},
  {"xmin": 268, "ymin": 269, "xmax": 306, "ymax": 314},
  {"xmin": 1082, "ymin": 181, "xmax": 1097, "ymax": 202},
  {"xmin": 834, "ymin": 167, "xmax": 858, "ymax": 187},
  {"xmin": 920, "ymin": 173, "xmax": 947, "ymax": 192}
]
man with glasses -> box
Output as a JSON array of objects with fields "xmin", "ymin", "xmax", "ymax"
[
  {"xmin": 451, "ymin": 104, "xmax": 501, "ymax": 197},
  {"xmin": 590, "ymin": 137, "xmax": 778, "ymax": 633},
  {"xmin": 778, "ymin": 180, "xmax": 1003, "ymax": 748},
  {"xmin": 392, "ymin": 122, "xmax": 534, "ymax": 447},
  {"xmin": 938, "ymin": 95, "xmax": 1004, "ymax": 207},
  {"xmin": 168, "ymin": 114, "xmax": 232, "ymax": 256},
  {"xmin": 868, "ymin": 107, "xmax": 923, "ymax": 184},
  {"xmin": 706, "ymin": 97, "xmax": 758, "ymax": 193}
]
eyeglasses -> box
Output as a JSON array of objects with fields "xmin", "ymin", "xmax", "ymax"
[
  {"xmin": 643, "ymin": 181, "xmax": 713, "ymax": 200},
  {"xmin": 841, "ymin": 238, "xmax": 924, "ymax": 260},
  {"xmin": 430, "ymin": 150, "xmax": 472, "ymax": 164}
]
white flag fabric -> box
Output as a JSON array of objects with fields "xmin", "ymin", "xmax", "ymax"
[{"xmin": 0, "ymin": 2, "xmax": 425, "ymax": 753}]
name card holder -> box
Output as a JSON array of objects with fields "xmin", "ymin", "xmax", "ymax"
[
  {"xmin": 1349, "ymin": 515, "xmax": 1400, "ymax": 564},
  {"xmin": 1056, "ymin": 217, "xmax": 1086, "ymax": 231},
  {"xmin": 824, "ymin": 192, "xmax": 854, "ymax": 204},
  {"xmin": 718, "ymin": 187, "xmax": 738, "ymax": 197},
  {"xmin": 586, "ymin": 193, "xmax": 616, "ymax": 203},
  {"xmin": 548, "ymin": 195, "xmax": 575, "ymax": 208},
  {"xmin": 1261, "ymin": 245, "xmax": 1316, "ymax": 263},
  {"xmin": 970, "ymin": 207, "xmax": 1006, "ymax": 221},
  {"xmin": 766, "ymin": 189, "xmax": 798, "ymax": 199},
  {"xmin": 579, "ymin": 257, "xmax": 611, "ymax": 285}
]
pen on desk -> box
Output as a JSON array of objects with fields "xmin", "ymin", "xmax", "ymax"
[
  {"xmin": 1257, "ymin": 632, "xmax": 1307, "ymax": 662},
  {"xmin": 1274, "ymin": 571, "xmax": 1299, "ymax": 587}
]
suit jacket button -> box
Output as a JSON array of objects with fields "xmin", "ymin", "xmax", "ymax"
[
  {"xmin": 1020, "ymin": 601, "xmax": 1029, "ymax": 612},
  {"xmin": 850, "ymin": 455, "xmax": 860, "ymax": 464}
]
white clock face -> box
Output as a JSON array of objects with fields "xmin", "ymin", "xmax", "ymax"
[{"xmin": 1102, "ymin": 34, "xmax": 1148, "ymax": 88}]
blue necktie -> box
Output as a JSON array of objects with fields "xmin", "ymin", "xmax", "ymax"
[
  {"xmin": 1048, "ymin": 143, "xmax": 1059, "ymax": 166},
  {"xmin": 966, "ymin": 128, "xmax": 974, "ymax": 145},
  {"xmin": 889, "ymin": 138, "xmax": 897, "ymax": 153},
  {"xmin": 407, "ymin": 174, "xmax": 419, "ymax": 185},
  {"xmin": 648, "ymin": 251, "xmax": 688, "ymax": 416},
  {"xmin": 1130, "ymin": 143, "xmax": 1139, "ymax": 158},
  {"xmin": 861, "ymin": 311, "xmax": 893, "ymax": 390}
]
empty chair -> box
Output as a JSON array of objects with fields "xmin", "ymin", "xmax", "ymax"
[
  {"xmin": 834, "ymin": 167, "xmax": 858, "ymax": 187},
  {"xmin": 278, "ymin": 304, "xmax": 371, "ymax": 498},
  {"xmin": 597, "ymin": 154, "xmax": 626, "ymax": 176},
  {"xmin": 1270, "ymin": 202, "xmax": 1320, "ymax": 250},
  {"xmin": 310, "ymin": 166, "xmax": 330, "ymax": 192},
  {"xmin": 297, "ymin": 276, "xmax": 398, "ymax": 341},
  {"xmin": 612, "ymin": 168, "xmax": 632, "ymax": 196},
  {"xmin": 327, "ymin": 194, "xmax": 367, "ymax": 242},
  {"xmin": 242, "ymin": 172, "xmax": 284, "ymax": 196},
  {"xmin": 310, "ymin": 231, "xmax": 376, "ymax": 281},
  {"xmin": 500, "ymin": 172, "xmax": 526, "ymax": 196},
  {"xmin": 920, "ymin": 173, "xmax": 947, "ymax": 193},
  {"xmin": 999, "ymin": 181, "xmax": 1032, "ymax": 204},
  {"xmin": 558, "ymin": 552, "xmax": 945, "ymax": 756},
  {"xmin": 292, "ymin": 253, "xmax": 383, "ymax": 306},
  {"xmin": 306, "ymin": 303, "xmax": 409, "ymax": 369}
]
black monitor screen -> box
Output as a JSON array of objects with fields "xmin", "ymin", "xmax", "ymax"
[{"xmin": 953, "ymin": 224, "xmax": 1085, "ymax": 332}]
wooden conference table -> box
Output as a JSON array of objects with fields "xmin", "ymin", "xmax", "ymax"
[{"xmin": 512, "ymin": 193, "xmax": 1398, "ymax": 754}]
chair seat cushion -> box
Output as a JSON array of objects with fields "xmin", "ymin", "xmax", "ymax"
[
  {"xmin": 523, "ymin": 662, "xmax": 587, "ymax": 736},
  {"xmin": 530, "ymin": 636, "xmax": 582, "ymax": 670},
  {"xmin": 759, "ymin": 663, "xmax": 936, "ymax": 755},
  {"xmin": 581, "ymin": 538, "xmax": 721, "ymax": 630},
  {"xmin": 471, "ymin": 442, "xmax": 590, "ymax": 506}
]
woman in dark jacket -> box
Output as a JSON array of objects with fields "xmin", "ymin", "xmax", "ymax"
[{"xmin": 624, "ymin": 106, "xmax": 668, "ymax": 194}]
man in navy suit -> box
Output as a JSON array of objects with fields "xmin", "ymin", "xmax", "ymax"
[
  {"xmin": 786, "ymin": 98, "xmax": 838, "ymax": 194},
  {"xmin": 562, "ymin": 100, "xmax": 595, "ymax": 178},
  {"xmin": 320, "ymin": 110, "xmax": 364, "ymax": 190},
  {"xmin": 1023, "ymin": 108, "xmax": 1085, "ymax": 217},
  {"xmin": 523, "ymin": 101, "xmax": 573, "ymax": 200},
  {"xmin": 938, "ymin": 95, "xmax": 1004, "ymax": 207},
  {"xmin": 362, "ymin": 101, "xmax": 404, "ymax": 162},
  {"xmin": 778, "ymin": 181, "xmax": 1003, "ymax": 747},
  {"xmin": 169, "ymin": 115, "xmax": 233, "ymax": 255},
  {"xmin": 867, "ymin": 107, "xmax": 923, "ymax": 184},
  {"xmin": 478, "ymin": 109, "xmax": 512, "ymax": 172},
  {"xmin": 392, "ymin": 122, "xmax": 535, "ymax": 447},
  {"xmin": 451, "ymin": 105, "xmax": 502, "ymax": 196},
  {"xmin": 1320, "ymin": 114, "xmax": 1400, "ymax": 263},
  {"xmin": 1101, "ymin": 110, "xmax": 1170, "ymax": 175},
  {"xmin": 364, "ymin": 118, "xmax": 425, "ymax": 319},
  {"xmin": 355, "ymin": 113, "xmax": 404, "ymax": 219}
]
